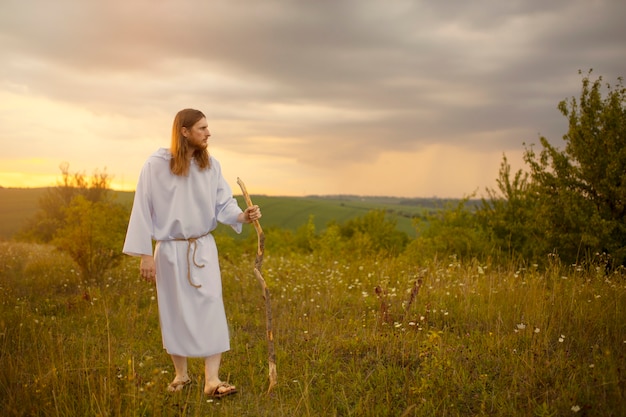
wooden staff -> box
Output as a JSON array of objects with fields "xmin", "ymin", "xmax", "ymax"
[{"xmin": 236, "ymin": 177, "xmax": 277, "ymax": 393}]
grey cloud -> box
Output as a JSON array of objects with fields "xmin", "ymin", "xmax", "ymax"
[{"xmin": 1, "ymin": 0, "xmax": 625, "ymax": 167}]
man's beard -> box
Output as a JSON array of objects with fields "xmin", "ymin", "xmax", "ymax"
[{"xmin": 190, "ymin": 141, "xmax": 208, "ymax": 153}]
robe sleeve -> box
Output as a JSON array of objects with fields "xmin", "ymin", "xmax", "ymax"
[
  {"xmin": 213, "ymin": 159, "xmax": 244, "ymax": 234},
  {"xmin": 122, "ymin": 161, "xmax": 155, "ymax": 256}
]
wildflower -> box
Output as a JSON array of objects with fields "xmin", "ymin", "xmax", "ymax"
[
  {"xmin": 534, "ymin": 328, "xmax": 540, "ymax": 333},
  {"xmin": 559, "ymin": 335, "xmax": 565, "ymax": 343},
  {"xmin": 516, "ymin": 323, "xmax": 526, "ymax": 330},
  {"xmin": 571, "ymin": 405, "xmax": 581, "ymax": 412}
]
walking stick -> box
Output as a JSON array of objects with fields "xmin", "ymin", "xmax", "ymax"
[{"xmin": 236, "ymin": 177, "xmax": 277, "ymax": 393}]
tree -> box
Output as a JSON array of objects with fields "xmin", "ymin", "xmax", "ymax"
[
  {"xmin": 479, "ymin": 71, "xmax": 626, "ymax": 266},
  {"xmin": 525, "ymin": 71, "xmax": 626, "ymax": 265},
  {"xmin": 18, "ymin": 163, "xmax": 114, "ymax": 242},
  {"xmin": 477, "ymin": 155, "xmax": 545, "ymax": 262},
  {"xmin": 18, "ymin": 163, "xmax": 130, "ymax": 280},
  {"xmin": 52, "ymin": 195, "xmax": 128, "ymax": 280}
]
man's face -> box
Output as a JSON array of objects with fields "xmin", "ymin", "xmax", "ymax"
[{"xmin": 183, "ymin": 117, "xmax": 210, "ymax": 150}]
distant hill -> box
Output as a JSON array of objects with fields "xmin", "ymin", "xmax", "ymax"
[
  {"xmin": 0, "ymin": 187, "xmax": 468, "ymax": 240},
  {"xmin": 0, "ymin": 187, "xmax": 49, "ymax": 239}
]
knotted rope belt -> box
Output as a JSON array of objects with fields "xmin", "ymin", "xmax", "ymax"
[{"xmin": 171, "ymin": 231, "xmax": 211, "ymax": 288}]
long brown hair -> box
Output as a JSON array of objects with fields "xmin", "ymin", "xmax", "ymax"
[{"xmin": 169, "ymin": 108, "xmax": 210, "ymax": 176}]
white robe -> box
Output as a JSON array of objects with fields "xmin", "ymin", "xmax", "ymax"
[{"xmin": 123, "ymin": 148, "xmax": 243, "ymax": 357}]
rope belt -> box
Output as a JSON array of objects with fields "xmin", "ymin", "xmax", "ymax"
[{"xmin": 172, "ymin": 231, "xmax": 211, "ymax": 288}]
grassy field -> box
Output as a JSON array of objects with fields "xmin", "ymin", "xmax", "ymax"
[
  {"xmin": 0, "ymin": 188, "xmax": 451, "ymax": 240},
  {"xmin": 1, "ymin": 241, "xmax": 624, "ymax": 416}
]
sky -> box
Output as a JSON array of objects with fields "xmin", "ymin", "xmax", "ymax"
[{"xmin": 1, "ymin": 0, "xmax": 624, "ymax": 198}]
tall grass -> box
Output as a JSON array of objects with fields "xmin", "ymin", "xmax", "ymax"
[{"xmin": 1, "ymin": 241, "xmax": 624, "ymax": 416}]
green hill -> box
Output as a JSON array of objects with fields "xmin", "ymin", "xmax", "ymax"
[
  {"xmin": 0, "ymin": 187, "xmax": 461, "ymax": 240},
  {"xmin": 0, "ymin": 188, "xmax": 47, "ymax": 239}
]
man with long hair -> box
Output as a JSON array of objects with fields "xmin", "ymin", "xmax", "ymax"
[{"xmin": 123, "ymin": 108, "xmax": 261, "ymax": 397}]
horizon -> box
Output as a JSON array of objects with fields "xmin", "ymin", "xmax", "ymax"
[{"xmin": 0, "ymin": 183, "xmax": 475, "ymax": 201}]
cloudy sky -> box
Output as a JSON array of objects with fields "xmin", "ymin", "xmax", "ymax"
[{"xmin": 1, "ymin": 0, "xmax": 624, "ymax": 198}]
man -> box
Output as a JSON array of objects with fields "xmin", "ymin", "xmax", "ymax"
[{"xmin": 123, "ymin": 108, "xmax": 261, "ymax": 397}]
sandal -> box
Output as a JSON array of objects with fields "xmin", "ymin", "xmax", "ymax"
[
  {"xmin": 167, "ymin": 376, "xmax": 191, "ymax": 392},
  {"xmin": 205, "ymin": 382, "xmax": 238, "ymax": 398}
]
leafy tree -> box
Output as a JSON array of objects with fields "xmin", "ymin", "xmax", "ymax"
[
  {"xmin": 18, "ymin": 163, "xmax": 130, "ymax": 280},
  {"xmin": 524, "ymin": 71, "xmax": 626, "ymax": 265},
  {"xmin": 18, "ymin": 163, "xmax": 114, "ymax": 242},
  {"xmin": 52, "ymin": 195, "xmax": 128, "ymax": 280},
  {"xmin": 477, "ymin": 155, "xmax": 545, "ymax": 262},
  {"xmin": 478, "ymin": 71, "xmax": 625, "ymax": 266}
]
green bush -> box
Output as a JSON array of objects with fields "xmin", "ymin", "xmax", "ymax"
[
  {"xmin": 52, "ymin": 195, "xmax": 128, "ymax": 281},
  {"xmin": 406, "ymin": 198, "xmax": 492, "ymax": 263}
]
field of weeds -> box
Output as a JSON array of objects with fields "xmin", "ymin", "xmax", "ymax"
[{"xmin": 1, "ymin": 241, "xmax": 625, "ymax": 416}]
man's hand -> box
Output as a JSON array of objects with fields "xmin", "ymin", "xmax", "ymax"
[
  {"xmin": 140, "ymin": 254, "xmax": 156, "ymax": 282},
  {"xmin": 239, "ymin": 205, "xmax": 262, "ymax": 223}
]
